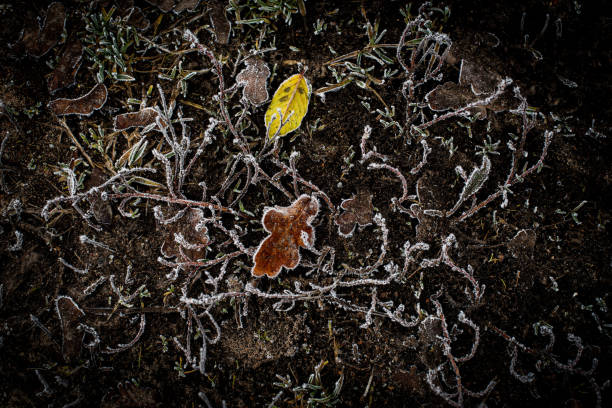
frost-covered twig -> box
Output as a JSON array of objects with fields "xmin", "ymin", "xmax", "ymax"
[
  {"xmin": 0, "ymin": 131, "xmax": 11, "ymax": 193},
  {"xmin": 270, "ymin": 156, "xmax": 335, "ymax": 212},
  {"xmin": 59, "ymin": 257, "xmax": 88, "ymax": 275},
  {"xmin": 108, "ymin": 274, "xmax": 145, "ymax": 308},
  {"xmin": 420, "ymin": 235, "xmax": 484, "ymax": 305},
  {"xmin": 410, "ymin": 139, "xmax": 432, "ymax": 175},
  {"xmin": 83, "ymin": 276, "xmax": 107, "ymax": 296},
  {"xmin": 101, "ymin": 313, "xmax": 146, "ymax": 354},
  {"xmin": 41, "ymin": 167, "xmax": 155, "ymax": 222},
  {"xmin": 446, "ymin": 156, "xmax": 491, "ymax": 217},
  {"xmin": 425, "ymin": 297, "xmax": 496, "ymax": 407},
  {"xmin": 457, "ymin": 130, "xmax": 552, "ymax": 222},
  {"xmin": 367, "ymin": 163, "xmax": 411, "ymax": 212},
  {"xmin": 183, "ymin": 29, "xmax": 246, "ymax": 150},
  {"xmin": 7, "ymin": 230, "xmax": 22, "ymax": 251},
  {"xmin": 79, "ymin": 234, "xmax": 114, "ymax": 252},
  {"xmin": 417, "ymin": 78, "xmax": 512, "ymax": 131},
  {"xmin": 360, "ymin": 125, "xmax": 388, "ymax": 163},
  {"xmin": 106, "ymin": 191, "xmax": 245, "ymax": 218},
  {"xmin": 35, "ymin": 370, "xmax": 54, "ymax": 397},
  {"xmin": 490, "ymin": 324, "xmax": 607, "ymax": 408}
]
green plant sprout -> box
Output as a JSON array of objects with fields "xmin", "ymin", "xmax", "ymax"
[{"xmin": 83, "ymin": 7, "xmax": 139, "ymax": 82}]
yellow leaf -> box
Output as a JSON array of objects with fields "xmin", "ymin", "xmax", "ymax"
[{"xmin": 265, "ymin": 73, "xmax": 311, "ymax": 139}]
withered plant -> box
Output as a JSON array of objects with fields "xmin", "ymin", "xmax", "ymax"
[{"xmin": 36, "ymin": 3, "xmax": 607, "ymax": 407}]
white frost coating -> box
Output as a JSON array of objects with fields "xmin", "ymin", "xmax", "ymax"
[
  {"xmin": 83, "ymin": 276, "xmax": 107, "ymax": 296},
  {"xmin": 79, "ymin": 234, "xmax": 113, "ymax": 252},
  {"xmin": 101, "ymin": 313, "xmax": 146, "ymax": 354},
  {"xmin": 55, "ymin": 295, "xmax": 85, "ymax": 334},
  {"xmin": 2, "ymin": 198, "xmax": 22, "ymax": 217},
  {"xmin": 35, "ymin": 370, "xmax": 54, "ymax": 397},
  {"xmin": 300, "ymin": 230, "xmax": 310, "ymax": 247},
  {"xmin": 8, "ymin": 230, "xmax": 23, "ymax": 252},
  {"xmin": 59, "ymin": 257, "xmax": 88, "ymax": 275},
  {"xmin": 447, "ymin": 155, "xmax": 491, "ymax": 217},
  {"xmin": 78, "ymin": 323, "xmax": 100, "ymax": 348},
  {"xmin": 174, "ymin": 232, "xmax": 204, "ymax": 250}
]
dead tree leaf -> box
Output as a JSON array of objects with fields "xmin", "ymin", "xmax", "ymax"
[
  {"xmin": 48, "ymin": 83, "xmax": 107, "ymax": 116},
  {"xmin": 426, "ymin": 59, "xmax": 520, "ymax": 117},
  {"xmin": 486, "ymin": 89, "xmax": 522, "ymax": 112},
  {"xmin": 209, "ymin": 0, "xmax": 231, "ymax": 44},
  {"xmin": 459, "ymin": 59, "xmax": 502, "ymax": 96},
  {"xmin": 144, "ymin": 0, "xmax": 199, "ymax": 14},
  {"xmin": 55, "ymin": 295, "xmax": 85, "ymax": 362},
  {"xmin": 21, "ymin": 2, "xmax": 66, "ymax": 57},
  {"xmin": 425, "ymin": 81, "xmax": 476, "ymax": 112},
  {"xmin": 335, "ymin": 191, "xmax": 373, "ymax": 237},
  {"xmin": 252, "ymin": 195, "xmax": 319, "ymax": 278},
  {"xmin": 236, "ymin": 57, "xmax": 270, "ymax": 106},
  {"xmin": 125, "ymin": 7, "xmax": 150, "ymax": 30},
  {"xmin": 114, "ymin": 107, "xmax": 167, "ymax": 131},
  {"xmin": 144, "ymin": 0, "xmax": 175, "ymax": 13},
  {"xmin": 174, "ymin": 0, "xmax": 200, "ymax": 13},
  {"xmin": 459, "ymin": 59, "xmax": 520, "ymax": 111},
  {"xmin": 95, "ymin": 0, "xmax": 133, "ymax": 7},
  {"xmin": 48, "ymin": 39, "xmax": 83, "ymax": 93},
  {"xmin": 159, "ymin": 208, "xmax": 210, "ymax": 261}
]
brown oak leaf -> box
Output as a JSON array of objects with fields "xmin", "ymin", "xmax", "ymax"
[
  {"xmin": 144, "ymin": 0, "xmax": 175, "ymax": 13},
  {"xmin": 459, "ymin": 59, "xmax": 502, "ymax": 95},
  {"xmin": 425, "ymin": 59, "xmax": 520, "ymax": 119},
  {"xmin": 252, "ymin": 195, "xmax": 319, "ymax": 278},
  {"xmin": 173, "ymin": 0, "xmax": 200, "ymax": 14},
  {"xmin": 236, "ymin": 57, "xmax": 270, "ymax": 106},
  {"xmin": 209, "ymin": 0, "xmax": 231, "ymax": 44},
  {"xmin": 21, "ymin": 2, "xmax": 66, "ymax": 57},
  {"xmin": 48, "ymin": 38, "xmax": 83, "ymax": 93},
  {"xmin": 113, "ymin": 107, "xmax": 167, "ymax": 131},
  {"xmin": 48, "ymin": 83, "xmax": 108, "ymax": 116},
  {"xmin": 335, "ymin": 191, "xmax": 373, "ymax": 237},
  {"xmin": 425, "ymin": 81, "xmax": 476, "ymax": 112},
  {"xmin": 144, "ymin": 0, "xmax": 199, "ymax": 14},
  {"xmin": 124, "ymin": 7, "xmax": 151, "ymax": 30}
]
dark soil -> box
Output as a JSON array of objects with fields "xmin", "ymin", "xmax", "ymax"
[{"xmin": 1, "ymin": 1, "xmax": 611, "ymax": 407}]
